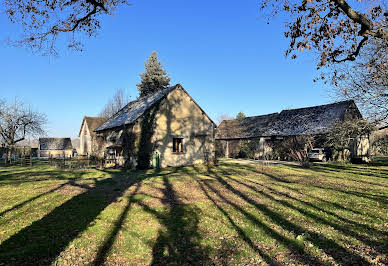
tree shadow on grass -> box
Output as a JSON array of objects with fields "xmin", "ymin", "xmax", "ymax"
[
  {"xmin": 93, "ymin": 180, "xmax": 143, "ymax": 265},
  {"xmin": 193, "ymin": 165, "xmax": 375, "ymax": 265},
  {"xmin": 0, "ymin": 170, "xmax": 145, "ymax": 265},
  {"xmin": 0, "ymin": 181, "xmax": 71, "ymax": 218},
  {"xmin": 132, "ymin": 173, "xmax": 211, "ymax": 265},
  {"xmin": 224, "ymin": 174, "xmax": 388, "ymax": 253},
  {"xmin": 189, "ymin": 167, "xmax": 322, "ymax": 265}
]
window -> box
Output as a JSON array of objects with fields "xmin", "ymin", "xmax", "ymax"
[{"xmin": 173, "ymin": 138, "xmax": 184, "ymax": 153}]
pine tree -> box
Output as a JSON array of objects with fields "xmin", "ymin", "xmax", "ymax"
[
  {"xmin": 137, "ymin": 51, "xmax": 171, "ymax": 97},
  {"xmin": 236, "ymin": 112, "xmax": 246, "ymax": 120}
]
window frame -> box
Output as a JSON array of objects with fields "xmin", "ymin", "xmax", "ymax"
[{"xmin": 172, "ymin": 138, "xmax": 184, "ymax": 154}]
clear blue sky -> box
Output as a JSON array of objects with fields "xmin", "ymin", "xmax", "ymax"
[{"xmin": 0, "ymin": 0, "xmax": 333, "ymax": 139}]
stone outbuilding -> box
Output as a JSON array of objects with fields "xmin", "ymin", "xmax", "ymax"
[
  {"xmin": 78, "ymin": 116, "xmax": 107, "ymax": 155},
  {"xmin": 39, "ymin": 138, "xmax": 73, "ymax": 158},
  {"xmin": 94, "ymin": 84, "xmax": 216, "ymax": 168},
  {"xmin": 216, "ymin": 100, "xmax": 369, "ymax": 160}
]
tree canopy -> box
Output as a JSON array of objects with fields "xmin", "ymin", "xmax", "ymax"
[
  {"xmin": 3, "ymin": 0, "xmax": 128, "ymax": 55},
  {"xmin": 326, "ymin": 119, "xmax": 375, "ymax": 152},
  {"xmin": 261, "ymin": 0, "xmax": 387, "ymax": 125},
  {"xmin": 0, "ymin": 98, "xmax": 47, "ymax": 147},
  {"xmin": 136, "ymin": 51, "xmax": 171, "ymax": 98},
  {"xmin": 99, "ymin": 89, "xmax": 131, "ymax": 118},
  {"xmin": 236, "ymin": 112, "xmax": 246, "ymax": 119},
  {"xmin": 332, "ymin": 39, "xmax": 387, "ymax": 126},
  {"xmin": 260, "ymin": 0, "xmax": 387, "ymax": 67}
]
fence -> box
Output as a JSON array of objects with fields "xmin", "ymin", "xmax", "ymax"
[
  {"xmin": 47, "ymin": 156, "xmax": 120, "ymax": 169},
  {"xmin": 1, "ymin": 155, "xmax": 33, "ymax": 166},
  {"xmin": 0, "ymin": 155, "xmax": 120, "ymax": 169}
]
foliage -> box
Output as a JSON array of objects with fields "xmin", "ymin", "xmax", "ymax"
[
  {"xmin": 238, "ymin": 140, "xmax": 256, "ymax": 159},
  {"xmin": 3, "ymin": 0, "xmax": 129, "ymax": 55},
  {"xmin": 276, "ymin": 136, "xmax": 313, "ymax": 165},
  {"xmin": 136, "ymin": 51, "xmax": 171, "ymax": 98},
  {"xmin": 99, "ymin": 89, "xmax": 131, "ymax": 118},
  {"xmin": 270, "ymin": 140, "xmax": 291, "ymax": 160},
  {"xmin": 136, "ymin": 103, "xmax": 160, "ymax": 169},
  {"xmin": 372, "ymin": 134, "xmax": 388, "ymax": 155},
  {"xmin": 326, "ymin": 119, "xmax": 375, "ymax": 152},
  {"xmin": 236, "ymin": 112, "xmax": 246, "ymax": 120}
]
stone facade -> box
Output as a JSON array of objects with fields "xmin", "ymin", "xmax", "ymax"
[
  {"xmin": 39, "ymin": 138, "xmax": 73, "ymax": 158},
  {"xmin": 80, "ymin": 121, "xmax": 91, "ymax": 155},
  {"xmin": 79, "ymin": 117, "xmax": 107, "ymax": 156},
  {"xmin": 40, "ymin": 150, "xmax": 73, "ymax": 158},
  {"xmin": 95, "ymin": 85, "xmax": 216, "ymax": 168},
  {"xmin": 216, "ymin": 100, "xmax": 368, "ymax": 161}
]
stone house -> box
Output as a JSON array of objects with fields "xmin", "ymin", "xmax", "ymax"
[
  {"xmin": 94, "ymin": 84, "xmax": 216, "ymax": 168},
  {"xmin": 39, "ymin": 138, "xmax": 73, "ymax": 158},
  {"xmin": 78, "ymin": 116, "xmax": 107, "ymax": 155},
  {"xmin": 216, "ymin": 100, "xmax": 369, "ymax": 160}
]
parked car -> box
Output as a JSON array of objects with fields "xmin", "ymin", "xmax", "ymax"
[{"xmin": 308, "ymin": 148, "xmax": 327, "ymax": 162}]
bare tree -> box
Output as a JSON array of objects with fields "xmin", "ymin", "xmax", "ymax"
[
  {"xmin": 332, "ymin": 39, "xmax": 388, "ymax": 126},
  {"xmin": 260, "ymin": 0, "xmax": 387, "ymax": 126},
  {"xmin": 3, "ymin": 0, "xmax": 129, "ymax": 55},
  {"xmin": 282, "ymin": 135, "xmax": 313, "ymax": 166},
  {"xmin": 216, "ymin": 114, "xmax": 233, "ymax": 125},
  {"xmin": 99, "ymin": 89, "xmax": 131, "ymax": 118},
  {"xmin": 260, "ymin": 0, "xmax": 387, "ymax": 68},
  {"xmin": 0, "ymin": 99, "xmax": 47, "ymax": 163}
]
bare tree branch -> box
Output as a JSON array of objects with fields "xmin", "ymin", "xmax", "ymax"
[{"xmin": 3, "ymin": 0, "xmax": 129, "ymax": 55}]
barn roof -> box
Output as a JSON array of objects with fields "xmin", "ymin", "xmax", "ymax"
[
  {"xmin": 39, "ymin": 138, "xmax": 73, "ymax": 150},
  {"xmin": 95, "ymin": 84, "xmax": 215, "ymax": 132},
  {"xmin": 78, "ymin": 116, "xmax": 108, "ymax": 137},
  {"xmin": 216, "ymin": 100, "xmax": 359, "ymax": 140}
]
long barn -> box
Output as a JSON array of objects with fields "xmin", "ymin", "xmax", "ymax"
[{"xmin": 216, "ymin": 100, "xmax": 367, "ymax": 160}]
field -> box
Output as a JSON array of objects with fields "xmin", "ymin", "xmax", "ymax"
[{"xmin": 0, "ymin": 158, "xmax": 387, "ymax": 265}]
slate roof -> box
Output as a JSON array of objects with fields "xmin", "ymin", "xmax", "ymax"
[
  {"xmin": 95, "ymin": 86, "xmax": 176, "ymax": 132},
  {"xmin": 216, "ymin": 100, "xmax": 359, "ymax": 139},
  {"xmin": 78, "ymin": 116, "xmax": 108, "ymax": 137},
  {"xmin": 95, "ymin": 84, "xmax": 215, "ymax": 132},
  {"xmin": 39, "ymin": 138, "xmax": 73, "ymax": 150}
]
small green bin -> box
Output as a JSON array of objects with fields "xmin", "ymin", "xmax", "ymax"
[{"xmin": 153, "ymin": 152, "xmax": 160, "ymax": 169}]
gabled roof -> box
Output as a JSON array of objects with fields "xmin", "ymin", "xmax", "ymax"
[
  {"xmin": 39, "ymin": 138, "xmax": 73, "ymax": 150},
  {"xmin": 95, "ymin": 84, "xmax": 215, "ymax": 132},
  {"xmin": 216, "ymin": 100, "xmax": 360, "ymax": 139},
  {"xmin": 78, "ymin": 116, "xmax": 108, "ymax": 137}
]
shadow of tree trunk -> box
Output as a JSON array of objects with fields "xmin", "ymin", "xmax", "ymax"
[
  {"xmin": 0, "ymin": 174, "xmax": 143, "ymax": 265},
  {"xmin": 93, "ymin": 181, "xmax": 143, "ymax": 265},
  {"xmin": 135, "ymin": 175, "xmax": 210, "ymax": 265}
]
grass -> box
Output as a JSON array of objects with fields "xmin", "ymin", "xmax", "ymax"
[{"xmin": 0, "ymin": 159, "xmax": 387, "ymax": 265}]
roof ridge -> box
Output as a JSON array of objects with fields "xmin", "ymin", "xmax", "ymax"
[
  {"xmin": 280, "ymin": 100, "xmax": 354, "ymax": 113},
  {"xmin": 95, "ymin": 85, "xmax": 179, "ymax": 132}
]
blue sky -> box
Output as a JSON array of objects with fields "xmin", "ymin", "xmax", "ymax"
[{"xmin": 0, "ymin": 0, "xmax": 333, "ymax": 139}]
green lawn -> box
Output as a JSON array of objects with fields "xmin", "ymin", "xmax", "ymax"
[{"xmin": 0, "ymin": 159, "xmax": 387, "ymax": 265}]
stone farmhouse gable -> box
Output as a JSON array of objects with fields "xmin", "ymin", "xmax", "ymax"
[
  {"xmin": 94, "ymin": 84, "xmax": 216, "ymax": 168},
  {"xmin": 78, "ymin": 116, "xmax": 107, "ymax": 155}
]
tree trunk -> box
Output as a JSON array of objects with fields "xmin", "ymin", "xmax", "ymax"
[{"xmin": 6, "ymin": 148, "xmax": 12, "ymax": 165}]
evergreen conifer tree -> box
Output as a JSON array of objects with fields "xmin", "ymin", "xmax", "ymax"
[
  {"xmin": 236, "ymin": 112, "xmax": 246, "ymax": 119},
  {"xmin": 137, "ymin": 51, "xmax": 171, "ymax": 97}
]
